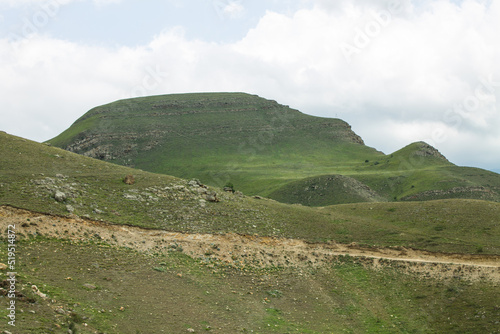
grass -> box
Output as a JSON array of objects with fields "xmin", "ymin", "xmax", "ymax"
[
  {"xmin": 1, "ymin": 237, "xmax": 498, "ymax": 333},
  {"xmin": 1, "ymin": 131, "xmax": 500, "ymax": 255},
  {"xmin": 46, "ymin": 93, "xmax": 500, "ymax": 206},
  {"xmin": 1, "ymin": 130, "xmax": 500, "ymax": 333},
  {"xmin": 325, "ymin": 199, "xmax": 500, "ymax": 254}
]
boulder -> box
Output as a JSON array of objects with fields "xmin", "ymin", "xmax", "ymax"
[
  {"xmin": 188, "ymin": 179, "xmax": 201, "ymax": 187},
  {"xmin": 197, "ymin": 187, "xmax": 208, "ymax": 195},
  {"xmin": 32, "ymin": 285, "xmax": 47, "ymax": 299},
  {"xmin": 123, "ymin": 174, "xmax": 135, "ymax": 185},
  {"xmin": 205, "ymin": 192, "xmax": 219, "ymax": 202},
  {"xmin": 54, "ymin": 191, "xmax": 67, "ymax": 202}
]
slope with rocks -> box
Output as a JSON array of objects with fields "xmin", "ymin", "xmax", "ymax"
[
  {"xmin": 2, "ymin": 206, "xmax": 499, "ymax": 333},
  {"xmin": 1, "ymin": 131, "xmax": 500, "ymax": 332},
  {"xmin": 2, "ymin": 205, "xmax": 499, "ymax": 280},
  {"xmin": 3, "ymin": 131, "xmax": 500, "ymax": 254}
]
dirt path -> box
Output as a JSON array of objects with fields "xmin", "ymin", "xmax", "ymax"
[{"xmin": 1, "ymin": 206, "xmax": 499, "ymax": 282}]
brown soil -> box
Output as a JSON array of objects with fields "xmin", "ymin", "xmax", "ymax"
[{"xmin": 1, "ymin": 206, "xmax": 499, "ymax": 282}]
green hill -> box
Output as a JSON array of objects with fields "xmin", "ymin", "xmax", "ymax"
[
  {"xmin": 3, "ymin": 90, "xmax": 500, "ymax": 333},
  {"xmin": 47, "ymin": 92, "xmax": 500, "ymax": 206},
  {"xmin": 2, "ymin": 131, "xmax": 500, "ymax": 333},
  {"xmin": 47, "ymin": 92, "xmax": 382, "ymax": 199},
  {"xmin": 2, "ymin": 130, "xmax": 499, "ymax": 254}
]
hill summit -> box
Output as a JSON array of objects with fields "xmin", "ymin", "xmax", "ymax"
[
  {"xmin": 48, "ymin": 92, "xmax": 500, "ymax": 205},
  {"xmin": 51, "ymin": 92, "xmax": 367, "ymax": 158}
]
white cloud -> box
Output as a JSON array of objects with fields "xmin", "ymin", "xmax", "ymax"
[
  {"xmin": 92, "ymin": 0, "xmax": 123, "ymax": 7},
  {"xmin": 0, "ymin": 0, "xmax": 499, "ymax": 172},
  {"xmin": 223, "ymin": 0, "xmax": 245, "ymax": 19},
  {"xmin": 0, "ymin": 0, "xmax": 121, "ymax": 8}
]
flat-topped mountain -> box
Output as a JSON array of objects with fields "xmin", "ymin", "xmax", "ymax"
[{"xmin": 48, "ymin": 92, "xmax": 500, "ymax": 205}]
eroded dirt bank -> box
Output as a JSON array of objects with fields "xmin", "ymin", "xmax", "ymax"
[{"xmin": 1, "ymin": 206, "xmax": 499, "ymax": 282}]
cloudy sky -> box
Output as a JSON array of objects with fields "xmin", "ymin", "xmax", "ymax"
[{"xmin": 1, "ymin": 0, "xmax": 499, "ymax": 172}]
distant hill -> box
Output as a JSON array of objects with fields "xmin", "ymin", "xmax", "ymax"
[{"xmin": 47, "ymin": 92, "xmax": 500, "ymax": 205}]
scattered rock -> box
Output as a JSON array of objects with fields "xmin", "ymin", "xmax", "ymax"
[
  {"xmin": 197, "ymin": 187, "xmax": 208, "ymax": 195},
  {"xmin": 187, "ymin": 328, "xmax": 195, "ymax": 333},
  {"xmin": 205, "ymin": 192, "xmax": 219, "ymax": 203},
  {"xmin": 188, "ymin": 179, "xmax": 201, "ymax": 187},
  {"xmin": 54, "ymin": 191, "xmax": 67, "ymax": 202},
  {"xmin": 0, "ymin": 263, "xmax": 7, "ymax": 270},
  {"xmin": 124, "ymin": 193, "xmax": 139, "ymax": 200},
  {"xmin": 32, "ymin": 285, "xmax": 47, "ymax": 299},
  {"xmin": 55, "ymin": 308, "xmax": 65, "ymax": 314},
  {"xmin": 123, "ymin": 174, "xmax": 135, "ymax": 185},
  {"xmin": 66, "ymin": 205, "xmax": 75, "ymax": 213},
  {"xmin": 83, "ymin": 283, "xmax": 97, "ymax": 290}
]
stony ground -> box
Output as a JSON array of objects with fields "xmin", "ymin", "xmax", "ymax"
[{"xmin": 1, "ymin": 206, "xmax": 499, "ymax": 283}]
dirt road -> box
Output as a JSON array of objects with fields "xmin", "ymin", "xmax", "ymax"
[{"xmin": 1, "ymin": 206, "xmax": 499, "ymax": 282}]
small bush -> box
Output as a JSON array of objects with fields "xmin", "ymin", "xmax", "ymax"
[
  {"xmin": 266, "ymin": 289, "xmax": 283, "ymax": 298},
  {"xmin": 153, "ymin": 266, "xmax": 166, "ymax": 272}
]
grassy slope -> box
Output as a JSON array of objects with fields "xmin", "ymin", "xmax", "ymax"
[
  {"xmin": 43, "ymin": 93, "xmax": 374, "ymax": 197},
  {"xmin": 352, "ymin": 142, "xmax": 500, "ymax": 202},
  {"xmin": 47, "ymin": 93, "xmax": 500, "ymax": 206},
  {"xmin": 2, "ymin": 131, "xmax": 500, "ymax": 255},
  {"xmin": 1, "ymin": 132, "xmax": 499, "ymax": 333},
  {"xmin": 1, "ymin": 238, "xmax": 499, "ymax": 333}
]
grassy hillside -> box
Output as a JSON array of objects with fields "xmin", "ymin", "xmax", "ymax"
[
  {"xmin": 44, "ymin": 93, "xmax": 376, "ymax": 199},
  {"xmin": 1, "ymin": 131, "xmax": 500, "ymax": 333},
  {"xmin": 2, "ymin": 131, "xmax": 500, "ymax": 254},
  {"xmin": 47, "ymin": 93, "xmax": 500, "ymax": 206},
  {"xmin": 1, "ymin": 237, "xmax": 499, "ymax": 333}
]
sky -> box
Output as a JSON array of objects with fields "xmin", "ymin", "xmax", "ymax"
[{"xmin": 0, "ymin": 0, "xmax": 499, "ymax": 173}]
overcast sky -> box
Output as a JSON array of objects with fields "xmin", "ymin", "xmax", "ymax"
[{"xmin": 1, "ymin": 0, "xmax": 499, "ymax": 172}]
